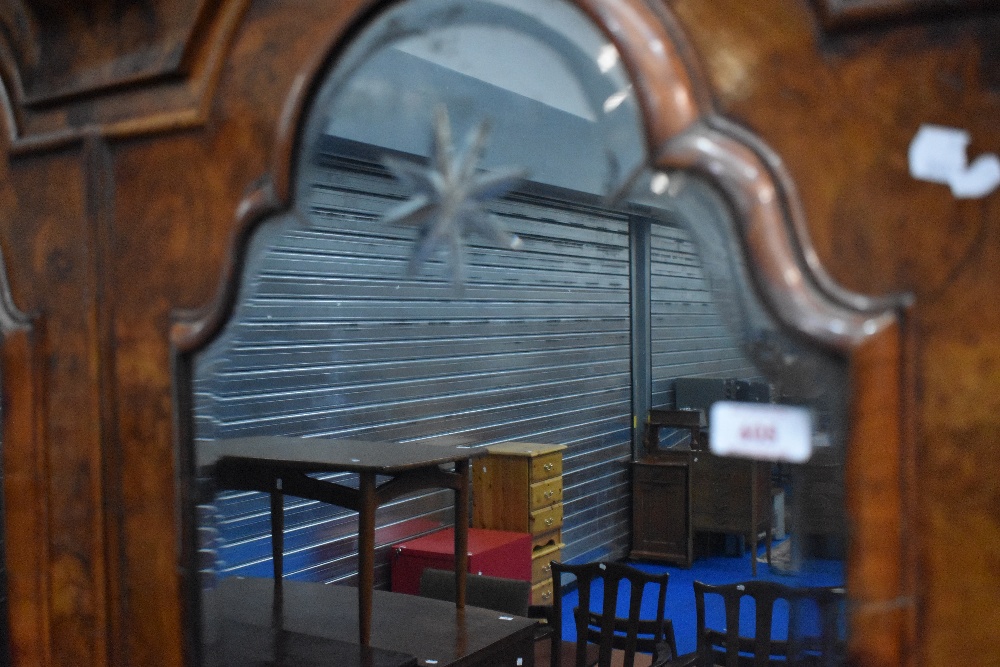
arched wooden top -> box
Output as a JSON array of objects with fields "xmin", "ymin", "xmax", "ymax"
[
  {"xmin": 657, "ymin": 118, "xmax": 909, "ymax": 352},
  {"xmin": 171, "ymin": 0, "xmax": 908, "ymax": 356},
  {"xmin": 575, "ymin": 0, "xmax": 706, "ymax": 148}
]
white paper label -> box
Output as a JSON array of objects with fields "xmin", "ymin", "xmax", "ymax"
[
  {"xmin": 908, "ymin": 124, "xmax": 1000, "ymax": 199},
  {"xmin": 709, "ymin": 401, "xmax": 813, "ymax": 463}
]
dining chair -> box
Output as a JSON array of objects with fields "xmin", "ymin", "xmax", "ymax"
[
  {"xmin": 550, "ymin": 561, "xmax": 676, "ymax": 667},
  {"xmin": 659, "ymin": 579, "xmax": 845, "ymax": 667}
]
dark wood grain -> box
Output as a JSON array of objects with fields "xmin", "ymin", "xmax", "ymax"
[
  {"xmin": 209, "ymin": 620, "xmax": 418, "ymax": 667},
  {"xmin": 0, "ymin": 250, "xmax": 45, "ymax": 666},
  {"xmin": 211, "ymin": 578, "xmax": 537, "ymax": 667},
  {"xmin": 670, "ymin": 3, "xmax": 1000, "ymax": 664},
  {"xmin": 0, "ymin": 0, "xmax": 250, "ymax": 153},
  {"xmin": 815, "ymin": 0, "xmax": 1000, "ymax": 30},
  {"xmin": 202, "ymin": 436, "xmax": 483, "ymax": 474},
  {"xmin": 0, "ymin": 0, "xmax": 996, "ymax": 665}
]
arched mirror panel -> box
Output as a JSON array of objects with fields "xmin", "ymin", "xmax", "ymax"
[{"xmin": 176, "ymin": 0, "xmax": 903, "ymax": 664}]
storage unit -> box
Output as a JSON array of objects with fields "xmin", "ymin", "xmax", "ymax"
[
  {"xmin": 631, "ymin": 447, "xmax": 771, "ymax": 573},
  {"xmin": 691, "ymin": 449, "xmax": 771, "ymax": 574},
  {"xmin": 631, "ymin": 409, "xmax": 772, "ymax": 575},
  {"xmin": 390, "ymin": 527, "xmax": 531, "ymax": 596},
  {"xmin": 631, "ymin": 452, "xmax": 692, "ymax": 566},
  {"xmin": 472, "ymin": 442, "xmax": 567, "ymax": 605}
]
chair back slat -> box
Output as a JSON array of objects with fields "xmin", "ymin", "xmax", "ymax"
[
  {"xmin": 551, "ymin": 561, "xmax": 674, "ymax": 667},
  {"xmin": 692, "ymin": 580, "xmax": 846, "ymax": 667}
]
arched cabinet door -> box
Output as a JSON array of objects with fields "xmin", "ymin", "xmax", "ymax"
[{"xmin": 168, "ymin": 1, "xmax": 913, "ymax": 665}]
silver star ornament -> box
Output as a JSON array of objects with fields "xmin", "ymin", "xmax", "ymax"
[{"xmin": 381, "ymin": 106, "xmax": 527, "ymax": 289}]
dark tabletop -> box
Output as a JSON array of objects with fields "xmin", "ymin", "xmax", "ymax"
[
  {"xmin": 208, "ymin": 618, "xmax": 417, "ymax": 667},
  {"xmin": 197, "ymin": 436, "xmax": 486, "ymax": 474},
  {"xmin": 210, "ymin": 577, "xmax": 537, "ymax": 667}
]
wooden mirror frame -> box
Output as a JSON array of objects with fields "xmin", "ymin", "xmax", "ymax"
[
  {"xmin": 163, "ymin": 0, "xmax": 916, "ymax": 664},
  {"xmin": 814, "ymin": 0, "xmax": 1000, "ymax": 31}
]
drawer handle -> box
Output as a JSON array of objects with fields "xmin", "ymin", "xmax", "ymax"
[
  {"xmin": 544, "ymin": 490, "xmax": 555, "ymax": 499},
  {"xmin": 541, "ymin": 591, "xmax": 552, "ymax": 601},
  {"xmin": 545, "ymin": 517, "xmax": 554, "ymax": 526},
  {"xmin": 543, "ymin": 462, "xmax": 554, "ymax": 472},
  {"xmin": 543, "ymin": 564, "xmax": 551, "ymax": 573}
]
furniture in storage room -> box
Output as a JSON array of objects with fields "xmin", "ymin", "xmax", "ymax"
[
  {"xmin": 631, "ymin": 409, "xmax": 699, "ymax": 567},
  {"xmin": 472, "ymin": 442, "xmax": 567, "ymax": 606},
  {"xmin": 673, "ymin": 580, "xmax": 847, "ymax": 666},
  {"xmin": 203, "ymin": 436, "xmax": 482, "ymax": 647},
  {"xmin": 631, "ymin": 409, "xmax": 771, "ymax": 575},
  {"xmin": 210, "ymin": 577, "xmax": 538, "ymax": 667},
  {"xmin": 550, "ymin": 560, "xmax": 677, "ymax": 667},
  {"xmin": 632, "ymin": 449, "xmax": 694, "ymax": 567},
  {"xmin": 691, "ymin": 449, "xmax": 771, "ymax": 575},
  {"xmin": 390, "ymin": 527, "xmax": 531, "ymax": 595}
]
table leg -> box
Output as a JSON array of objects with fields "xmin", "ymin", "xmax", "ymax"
[
  {"xmin": 358, "ymin": 471, "xmax": 377, "ymax": 646},
  {"xmin": 271, "ymin": 483, "xmax": 284, "ymax": 598},
  {"xmin": 454, "ymin": 459, "xmax": 469, "ymax": 609}
]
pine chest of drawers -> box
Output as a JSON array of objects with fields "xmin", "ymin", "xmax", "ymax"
[{"xmin": 472, "ymin": 442, "xmax": 567, "ymax": 605}]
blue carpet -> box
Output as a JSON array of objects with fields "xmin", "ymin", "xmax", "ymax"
[{"xmin": 557, "ymin": 541, "xmax": 844, "ymax": 657}]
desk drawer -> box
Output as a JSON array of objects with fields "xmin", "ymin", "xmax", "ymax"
[
  {"xmin": 531, "ymin": 543, "xmax": 561, "ymax": 585},
  {"xmin": 529, "ymin": 477, "xmax": 562, "ymax": 511},
  {"xmin": 532, "ymin": 529, "xmax": 561, "ymax": 553},
  {"xmin": 531, "ymin": 578, "xmax": 554, "ymax": 606},
  {"xmin": 530, "ymin": 452, "xmax": 562, "ymax": 482},
  {"xmin": 529, "ymin": 503, "xmax": 563, "ymax": 535}
]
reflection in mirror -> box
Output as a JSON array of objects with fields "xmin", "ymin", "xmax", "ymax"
[{"xmin": 190, "ymin": 0, "xmax": 848, "ymax": 663}]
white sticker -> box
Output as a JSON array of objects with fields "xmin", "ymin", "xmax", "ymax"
[
  {"xmin": 908, "ymin": 124, "xmax": 1000, "ymax": 199},
  {"xmin": 709, "ymin": 401, "xmax": 812, "ymax": 463},
  {"xmin": 950, "ymin": 153, "xmax": 1000, "ymax": 199}
]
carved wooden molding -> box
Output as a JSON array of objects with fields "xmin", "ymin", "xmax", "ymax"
[
  {"xmin": 0, "ymin": 246, "xmax": 31, "ymax": 337},
  {"xmin": 584, "ymin": 0, "xmax": 908, "ymax": 350},
  {"xmin": 0, "ymin": 0, "xmax": 250, "ymax": 155},
  {"xmin": 170, "ymin": 1, "xmax": 916, "ymax": 664},
  {"xmin": 171, "ymin": 174, "xmax": 285, "ymax": 353},
  {"xmin": 658, "ymin": 118, "xmax": 905, "ymax": 351},
  {"xmin": 0, "ymin": 245, "xmax": 47, "ymax": 665}
]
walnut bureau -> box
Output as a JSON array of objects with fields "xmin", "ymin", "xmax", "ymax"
[{"xmin": 472, "ymin": 442, "xmax": 567, "ymax": 605}]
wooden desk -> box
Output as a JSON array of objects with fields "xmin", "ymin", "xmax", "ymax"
[
  {"xmin": 201, "ymin": 436, "xmax": 484, "ymax": 647},
  {"xmin": 207, "ymin": 577, "xmax": 538, "ymax": 667},
  {"xmin": 631, "ymin": 410, "xmax": 771, "ymax": 575}
]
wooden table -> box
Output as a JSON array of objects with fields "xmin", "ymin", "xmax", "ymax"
[
  {"xmin": 207, "ymin": 577, "xmax": 538, "ymax": 666},
  {"xmin": 207, "ymin": 617, "xmax": 418, "ymax": 667},
  {"xmin": 201, "ymin": 436, "xmax": 485, "ymax": 647}
]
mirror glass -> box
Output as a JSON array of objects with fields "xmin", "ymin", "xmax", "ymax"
[{"xmin": 191, "ymin": 0, "xmax": 848, "ymax": 663}]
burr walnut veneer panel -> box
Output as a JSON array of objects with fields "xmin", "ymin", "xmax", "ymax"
[{"xmin": 0, "ymin": 1, "xmax": 996, "ymax": 666}]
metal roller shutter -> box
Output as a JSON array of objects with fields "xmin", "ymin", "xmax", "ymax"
[
  {"xmin": 648, "ymin": 221, "xmax": 758, "ymax": 446},
  {"xmin": 195, "ymin": 146, "xmax": 635, "ymax": 586},
  {"xmin": 194, "ymin": 140, "xmax": 759, "ymax": 587}
]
